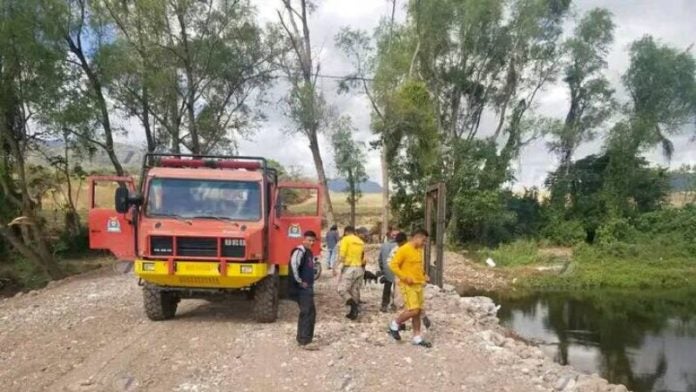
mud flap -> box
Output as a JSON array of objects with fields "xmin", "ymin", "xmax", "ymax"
[{"xmin": 87, "ymin": 176, "xmax": 136, "ymax": 261}]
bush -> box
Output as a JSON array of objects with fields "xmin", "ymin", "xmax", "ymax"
[
  {"xmin": 634, "ymin": 205, "xmax": 696, "ymax": 242},
  {"xmin": 541, "ymin": 218, "xmax": 586, "ymax": 246},
  {"xmin": 452, "ymin": 189, "xmax": 516, "ymax": 246},
  {"xmin": 595, "ymin": 217, "xmax": 638, "ymax": 246},
  {"xmin": 54, "ymin": 225, "xmax": 90, "ymax": 256}
]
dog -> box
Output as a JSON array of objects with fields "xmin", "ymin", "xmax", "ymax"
[{"xmin": 363, "ymin": 269, "xmax": 382, "ymax": 285}]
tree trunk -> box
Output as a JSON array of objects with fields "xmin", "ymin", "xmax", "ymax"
[
  {"xmin": 380, "ymin": 147, "xmax": 389, "ymax": 240},
  {"xmin": 66, "ymin": 37, "xmax": 125, "ymax": 176},
  {"xmin": 142, "ymin": 84, "xmax": 155, "ymax": 153},
  {"xmin": 175, "ymin": 7, "xmax": 200, "ymax": 155},
  {"xmin": 169, "ymin": 82, "xmax": 181, "ymax": 154},
  {"xmin": 0, "ymin": 225, "xmax": 64, "ymax": 279},
  {"xmin": 308, "ymin": 131, "xmax": 334, "ymax": 225},
  {"xmin": 348, "ymin": 169, "xmax": 356, "ymax": 228}
]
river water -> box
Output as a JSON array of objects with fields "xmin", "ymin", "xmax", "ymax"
[{"xmin": 480, "ymin": 289, "xmax": 696, "ymax": 392}]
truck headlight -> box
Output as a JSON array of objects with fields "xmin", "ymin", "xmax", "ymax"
[{"xmin": 142, "ymin": 262, "xmax": 156, "ymax": 272}]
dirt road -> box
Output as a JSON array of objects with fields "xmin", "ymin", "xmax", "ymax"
[{"xmin": 0, "ymin": 263, "xmax": 624, "ymax": 392}]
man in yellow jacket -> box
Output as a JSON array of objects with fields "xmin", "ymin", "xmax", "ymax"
[
  {"xmin": 335, "ymin": 226, "xmax": 366, "ymax": 320},
  {"xmin": 388, "ymin": 228, "xmax": 431, "ymax": 348}
]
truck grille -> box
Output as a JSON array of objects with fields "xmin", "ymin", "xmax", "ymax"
[
  {"xmin": 221, "ymin": 238, "xmax": 246, "ymax": 258},
  {"xmin": 148, "ymin": 236, "xmax": 246, "ymax": 259},
  {"xmin": 150, "ymin": 236, "xmax": 174, "ymax": 256},
  {"xmin": 177, "ymin": 237, "xmax": 217, "ymax": 257}
]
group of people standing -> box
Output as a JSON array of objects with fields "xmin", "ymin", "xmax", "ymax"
[{"xmin": 288, "ymin": 225, "xmax": 432, "ymax": 350}]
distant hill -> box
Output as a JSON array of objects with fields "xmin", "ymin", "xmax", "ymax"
[
  {"xmin": 328, "ymin": 179, "xmax": 382, "ymax": 193},
  {"xmin": 28, "ymin": 140, "xmax": 145, "ymax": 173},
  {"xmin": 669, "ymin": 171, "xmax": 696, "ymax": 192}
]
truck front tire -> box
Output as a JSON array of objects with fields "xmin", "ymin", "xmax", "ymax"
[
  {"xmin": 143, "ymin": 284, "xmax": 178, "ymax": 321},
  {"xmin": 252, "ymin": 274, "xmax": 279, "ymax": 323}
]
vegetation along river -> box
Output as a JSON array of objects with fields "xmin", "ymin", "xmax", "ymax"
[{"xmin": 474, "ymin": 289, "xmax": 696, "ymax": 392}]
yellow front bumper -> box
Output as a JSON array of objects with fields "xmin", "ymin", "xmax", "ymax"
[{"xmin": 134, "ymin": 260, "xmax": 285, "ymax": 289}]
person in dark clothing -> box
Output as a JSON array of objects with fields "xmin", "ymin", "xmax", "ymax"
[
  {"xmin": 325, "ymin": 225, "xmax": 339, "ymax": 270},
  {"xmin": 378, "ymin": 231, "xmax": 407, "ymax": 312},
  {"xmin": 290, "ymin": 231, "xmax": 318, "ymax": 349}
]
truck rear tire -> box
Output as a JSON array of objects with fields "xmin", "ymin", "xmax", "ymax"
[
  {"xmin": 143, "ymin": 284, "xmax": 178, "ymax": 321},
  {"xmin": 252, "ymin": 274, "xmax": 278, "ymax": 323}
]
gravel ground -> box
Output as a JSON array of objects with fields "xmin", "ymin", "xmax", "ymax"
[{"xmin": 0, "ymin": 256, "xmax": 626, "ymax": 392}]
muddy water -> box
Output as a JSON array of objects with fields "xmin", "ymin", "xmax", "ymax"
[{"xmin": 478, "ymin": 289, "xmax": 696, "ymax": 392}]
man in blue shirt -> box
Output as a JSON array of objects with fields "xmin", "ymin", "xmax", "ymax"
[
  {"xmin": 290, "ymin": 231, "xmax": 318, "ymax": 349},
  {"xmin": 325, "ymin": 225, "xmax": 339, "ymax": 269},
  {"xmin": 379, "ymin": 231, "xmax": 407, "ymax": 312}
]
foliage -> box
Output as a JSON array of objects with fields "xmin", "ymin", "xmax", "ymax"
[
  {"xmin": 97, "ymin": 0, "xmax": 275, "ymax": 155},
  {"xmin": 595, "ymin": 217, "xmax": 638, "ymax": 246},
  {"xmin": 544, "ymin": 153, "xmax": 669, "ymax": 241},
  {"xmin": 548, "ymin": 8, "xmax": 615, "ymax": 205},
  {"xmin": 524, "ymin": 241, "xmax": 696, "ymax": 290},
  {"xmin": 621, "ymin": 36, "xmax": 696, "ymax": 159},
  {"xmin": 452, "ymin": 189, "xmax": 516, "ymax": 246},
  {"xmin": 504, "ymin": 188, "xmax": 544, "ymax": 238},
  {"xmin": 540, "ymin": 217, "xmax": 586, "ymax": 246},
  {"xmin": 386, "ymin": 80, "xmax": 440, "ymax": 227}
]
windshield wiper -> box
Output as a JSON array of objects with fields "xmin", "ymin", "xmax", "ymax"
[
  {"xmin": 190, "ymin": 215, "xmax": 234, "ymax": 221},
  {"xmin": 153, "ymin": 213, "xmax": 192, "ymax": 224}
]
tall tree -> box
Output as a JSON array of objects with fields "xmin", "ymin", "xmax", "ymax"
[
  {"xmin": 621, "ymin": 35, "xmax": 696, "ymax": 159},
  {"xmin": 98, "ymin": 0, "xmax": 276, "ymax": 155},
  {"xmin": 548, "ymin": 8, "xmax": 615, "ymax": 203},
  {"xmin": 331, "ymin": 117, "xmax": 368, "ymax": 227},
  {"xmin": 60, "ymin": 0, "xmax": 125, "ymax": 175},
  {"xmin": 335, "ymin": 0, "xmax": 400, "ymax": 240},
  {"xmin": 399, "ymin": 0, "xmax": 570, "ymax": 236},
  {"xmin": 275, "ymin": 0, "xmax": 335, "ymax": 224},
  {"xmin": 0, "ymin": 0, "xmax": 67, "ymax": 278}
]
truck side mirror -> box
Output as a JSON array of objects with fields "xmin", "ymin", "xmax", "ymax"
[
  {"xmin": 115, "ymin": 188, "xmax": 142, "ymax": 214},
  {"xmin": 115, "ymin": 187, "xmax": 130, "ymax": 213}
]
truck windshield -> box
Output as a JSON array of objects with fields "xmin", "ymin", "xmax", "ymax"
[{"xmin": 146, "ymin": 178, "xmax": 261, "ymax": 221}]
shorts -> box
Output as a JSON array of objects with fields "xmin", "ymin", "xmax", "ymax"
[{"xmin": 399, "ymin": 283, "xmax": 424, "ymax": 311}]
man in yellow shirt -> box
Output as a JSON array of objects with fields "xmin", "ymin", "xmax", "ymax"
[
  {"xmin": 335, "ymin": 226, "xmax": 366, "ymax": 320},
  {"xmin": 388, "ymin": 228, "xmax": 431, "ymax": 348}
]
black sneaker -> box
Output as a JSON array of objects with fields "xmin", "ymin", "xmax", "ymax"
[
  {"xmin": 388, "ymin": 325, "xmax": 402, "ymax": 341},
  {"xmin": 346, "ymin": 300, "xmax": 358, "ymax": 320},
  {"xmin": 413, "ymin": 339, "xmax": 432, "ymax": 348},
  {"xmin": 422, "ymin": 316, "xmax": 432, "ymax": 329}
]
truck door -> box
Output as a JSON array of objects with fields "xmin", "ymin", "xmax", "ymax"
[
  {"xmin": 270, "ymin": 183, "xmax": 323, "ymax": 266},
  {"xmin": 87, "ymin": 176, "xmax": 136, "ymax": 261}
]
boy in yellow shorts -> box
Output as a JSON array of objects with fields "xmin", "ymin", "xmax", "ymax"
[{"xmin": 388, "ymin": 228, "xmax": 431, "ymax": 348}]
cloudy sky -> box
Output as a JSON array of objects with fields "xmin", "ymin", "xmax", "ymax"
[{"xmin": 125, "ymin": 0, "xmax": 696, "ymax": 188}]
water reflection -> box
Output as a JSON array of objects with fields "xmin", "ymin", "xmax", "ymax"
[{"xmin": 487, "ymin": 290, "xmax": 696, "ymax": 392}]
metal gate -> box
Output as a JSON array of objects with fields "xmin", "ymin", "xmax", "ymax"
[{"xmin": 423, "ymin": 182, "xmax": 446, "ymax": 287}]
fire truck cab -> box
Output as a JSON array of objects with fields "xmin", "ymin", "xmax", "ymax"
[{"xmin": 87, "ymin": 153, "xmax": 322, "ymax": 322}]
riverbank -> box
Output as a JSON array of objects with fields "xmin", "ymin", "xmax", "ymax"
[
  {"xmin": 467, "ymin": 240, "xmax": 696, "ymax": 290},
  {"xmin": 0, "ymin": 262, "xmax": 627, "ymax": 392}
]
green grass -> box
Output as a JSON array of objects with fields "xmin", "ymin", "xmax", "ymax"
[
  {"xmin": 478, "ymin": 240, "xmax": 559, "ymax": 267},
  {"xmin": 487, "ymin": 237, "xmax": 696, "ymax": 290}
]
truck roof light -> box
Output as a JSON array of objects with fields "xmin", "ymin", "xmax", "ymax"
[{"xmin": 159, "ymin": 158, "xmax": 261, "ymax": 171}]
